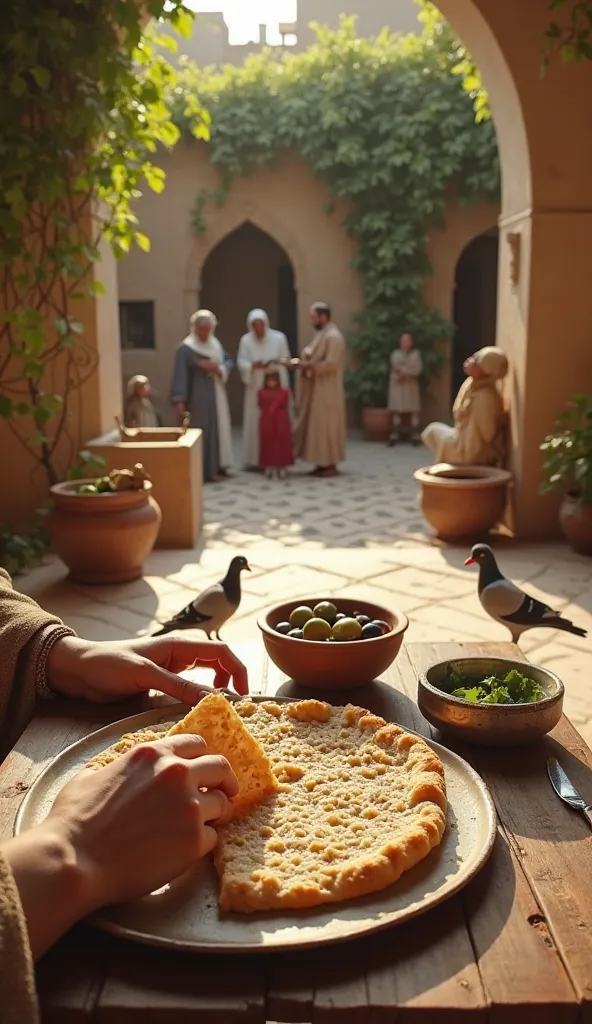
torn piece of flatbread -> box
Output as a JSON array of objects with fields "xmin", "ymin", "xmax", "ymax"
[{"xmin": 168, "ymin": 692, "xmax": 278, "ymax": 814}]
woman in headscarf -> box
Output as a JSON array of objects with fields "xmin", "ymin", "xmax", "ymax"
[
  {"xmin": 170, "ymin": 310, "xmax": 233, "ymax": 483},
  {"xmin": 422, "ymin": 346, "xmax": 509, "ymax": 466},
  {"xmin": 237, "ymin": 309, "xmax": 291, "ymax": 470}
]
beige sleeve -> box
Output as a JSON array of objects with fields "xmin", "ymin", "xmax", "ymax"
[
  {"xmin": 314, "ymin": 331, "xmax": 345, "ymax": 377},
  {"xmin": 409, "ymin": 350, "xmax": 423, "ymax": 376},
  {"xmin": 0, "ymin": 852, "xmax": 39, "ymax": 1024},
  {"xmin": 0, "ymin": 570, "xmax": 75, "ymax": 759}
]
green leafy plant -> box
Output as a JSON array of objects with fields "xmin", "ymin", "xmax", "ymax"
[
  {"xmin": 543, "ymin": 0, "xmax": 592, "ymax": 64},
  {"xmin": 172, "ymin": 17, "xmax": 499, "ymax": 408},
  {"xmin": 0, "ymin": 521, "xmax": 49, "ymax": 575},
  {"xmin": 539, "ymin": 394, "xmax": 592, "ymax": 505},
  {"xmin": 0, "ymin": 0, "xmax": 209, "ymax": 488},
  {"xmin": 65, "ymin": 450, "xmax": 106, "ymax": 482}
]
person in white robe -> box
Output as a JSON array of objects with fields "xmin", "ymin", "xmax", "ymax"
[
  {"xmin": 170, "ymin": 310, "xmax": 233, "ymax": 481},
  {"xmin": 237, "ymin": 308, "xmax": 291, "ymax": 469}
]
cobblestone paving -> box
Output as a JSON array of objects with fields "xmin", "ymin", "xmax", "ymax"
[{"xmin": 19, "ymin": 436, "xmax": 592, "ymax": 744}]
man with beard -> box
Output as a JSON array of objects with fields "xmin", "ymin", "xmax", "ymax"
[{"xmin": 292, "ymin": 302, "xmax": 346, "ymax": 477}]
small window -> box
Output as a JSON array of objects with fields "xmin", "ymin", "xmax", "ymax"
[{"xmin": 119, "ymin": 301, "xmax": 155, "ymax": 350}]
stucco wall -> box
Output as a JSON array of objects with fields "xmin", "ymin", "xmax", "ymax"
[{"xmin": 117, "ymin": 143, "xmax": 499, "ymax": 427}]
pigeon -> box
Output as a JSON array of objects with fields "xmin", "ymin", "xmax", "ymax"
[
  {"xmin": 465, "ymin": 543, "xmax": 587, "ymax": 644},
  {"xmin": 152, "ymin": 555, "xmax": 251, "ymax": 640}
]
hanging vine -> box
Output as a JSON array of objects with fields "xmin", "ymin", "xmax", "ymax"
[
  {"xmin": 173, "ymin": 17, "xmax": 499, "ymax": 407},
  {"xmin": 0, "ymin": 0, "xmax": 209, "ymax": 488}
]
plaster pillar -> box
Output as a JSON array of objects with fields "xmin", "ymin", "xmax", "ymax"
[{"xmin": 439, "ymin": 0, "xmax": 592, "ymax": 538}]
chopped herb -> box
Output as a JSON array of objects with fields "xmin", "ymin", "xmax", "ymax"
[{"xmin": 443, "ymin": 665, "xmax": 544, "ymax": 705}]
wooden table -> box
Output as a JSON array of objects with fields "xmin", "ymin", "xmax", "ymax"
[{"xmin": 2, "ymin": 640, "xmax": 592, "ymax": 1023}]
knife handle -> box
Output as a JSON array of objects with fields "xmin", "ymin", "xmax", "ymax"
[{"xmin": 584, "ymin": 806, "xmax": 592, "ymax": 830}]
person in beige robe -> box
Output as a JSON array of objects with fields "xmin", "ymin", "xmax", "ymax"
[
  {"xmin": 387, "ymin": 332, "xmax": 423, "ymax": 446},
  {"xmin": 292, "ymin": 302, "xmax": 346, "ymax": 477},
  {"xmin": 422, "ymin": 346, "xmax": 508, "ymax": 466},
  {"xmin": 124, "ymin": 375, "xmax": 160, "ymax": 428}
]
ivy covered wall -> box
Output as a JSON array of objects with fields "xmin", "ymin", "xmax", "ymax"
[{"xmin": 171, "ymin": 17, "xmax": 500, "ymax": 406}]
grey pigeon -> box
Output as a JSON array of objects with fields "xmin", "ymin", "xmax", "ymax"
[
  {"xmin": 465, "ymin": 543, "xmax": 587, "ymax": 644},
  {"xmin": 152, "ymin": 555, "xmax": 251, "ymax": 640}
]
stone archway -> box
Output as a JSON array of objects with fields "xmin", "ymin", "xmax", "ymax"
[
  {"xmin": 198, "ymin": 221, "xmax": 298, "ymax": 424},
  {"xmin": 452, "ymin": 228, "xmax": 499, "ymax": 401},
  {"xmin": 429, "ymin": 0, "xmax": 592, "ymax": 537}
]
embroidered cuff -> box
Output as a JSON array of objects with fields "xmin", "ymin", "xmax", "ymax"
[{"xmin": 34, "ymin": 626, "xmax": 77, "ymax": 701}]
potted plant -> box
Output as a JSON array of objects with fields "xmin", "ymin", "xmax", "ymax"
[
  {"xmin": 48, "ymin": 462, "xmax": 162, "ymax": 584},
  {"xmin": 346, "ymin": 359, "xmax": 392, "ymax": 442},
  {"xmin": 539, "ymin": 393, "xmax": 592, "ymax": 555}
]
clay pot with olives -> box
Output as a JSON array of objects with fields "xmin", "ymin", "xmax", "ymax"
[{"xmin": 258, "ymin": 597, "xmax": 408, "ymax": 689}]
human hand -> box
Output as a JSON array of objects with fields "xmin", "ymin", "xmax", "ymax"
[
  {"xmin": 46, "ymin": 635, "xmax": 249, "ymax": 704},
  {"xmin": 172, "ymin": 401, "xmax": 186, "ymax": 423},
  {"xmin": 199, "ymin": 359, "xmax": 218, "ymax": 374},
  {"xmin": 3, "ymin": 734, "xmax": 238, "ymax": 956}
]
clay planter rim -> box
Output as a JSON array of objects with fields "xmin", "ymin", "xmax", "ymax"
[
  {"xmin": 258, "ymin": 597, "xmax": 408, "ymax": 689},
  {"xmin": 414, "ymin": 463, "xmax": 513, "ymax": 490},
  {"xmin": 50, "ymin": 479, "xmax": 153, "ymax": 513}
]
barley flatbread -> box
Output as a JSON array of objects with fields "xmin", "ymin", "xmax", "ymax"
[{"xmin": 215, "ymin": 699, "xmax": 447, "ymax": 912}]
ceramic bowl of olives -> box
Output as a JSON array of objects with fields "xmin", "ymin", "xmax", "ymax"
[{"xmin": 257, "ymin": 598, "xmax": 408, "ymax": 689}]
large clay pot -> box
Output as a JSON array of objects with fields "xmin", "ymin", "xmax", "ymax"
[
  {"xmin": 559, "ymin": 494, "xmax": 592, "ymax": 555},
  {"xmin": 414, "ymin": 464, "xmax": 512, "ymax": 542},
  {"xmin": 362, "ymin": 406, "xmax": 392, "ymax": 442},
  {"xmin": 48, "ymin": 480, "xmax": 162, "ymax": 584}
]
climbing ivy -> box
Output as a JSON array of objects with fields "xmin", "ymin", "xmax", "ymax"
[
  {"xmin": 173, "ymin": 18, "xmax": 499, "ymax": 407},
  {"xmin": 0, "ymin": 1, "xmax": 208, "ymax": 488}
]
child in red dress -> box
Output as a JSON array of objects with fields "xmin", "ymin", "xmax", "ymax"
[{"xmin": 258, "ymin": 368, "xmax": 293, "ymax": 479}]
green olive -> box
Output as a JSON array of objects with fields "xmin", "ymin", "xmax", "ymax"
[
  {"xmin": 303, "ymin": 617, "xmax": 332, "ymax": 641},
  {"xmin": 313, "ymin": 601, "xmax": 338, "ymax": 624},
  {"xmin": 332, "ymin": 617, "xmax": 363, "ymax": 642},
  {"xmin": 289, "ymin": 605, "xmax": 314, "ymax": 628}
]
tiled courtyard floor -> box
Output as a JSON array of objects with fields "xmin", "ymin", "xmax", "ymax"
[{"xmin": 19, "ymin": 436, "xmax": 592, "ymax": 744}]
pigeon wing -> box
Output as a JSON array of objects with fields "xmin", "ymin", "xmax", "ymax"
[
  {"xmin": 159, "ymin": 598, "xmax": 211, "ymax": 631},
  {"xmin": 192, "ymin": 584, "xmax": 234, "ymax": 632},
  {"xmin": 501, "ymin": 592, "xmax": 561, "ymax": 627}
]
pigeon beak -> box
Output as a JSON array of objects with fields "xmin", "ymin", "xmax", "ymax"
[
  {"xmin": 244, "ymin": 562, "xmax": 251, "ymax": 572},
  {"xmin": 464, "ymin": 557, "xmax": 475, "ymax": 566}
]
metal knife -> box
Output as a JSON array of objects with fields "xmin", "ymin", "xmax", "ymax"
[{"xmin": 547, "ymin": 758, "xmax": 592, "ymax": 830}]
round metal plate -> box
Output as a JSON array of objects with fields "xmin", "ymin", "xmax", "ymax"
[{"xmin": 15, "ymin": 698, "xmax": 496, "ymax": 953}]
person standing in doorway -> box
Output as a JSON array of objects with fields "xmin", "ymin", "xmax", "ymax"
[
  {"xmin": 170, "ymin": 310, "xmax": 233, "ymax": 483},
  {"xmin": 387, "ymin": 331, "xmax": 423, "ymax": 446},
  {"xmin": 237, "ymin": 309, "xmax": 291, "ymax": 470},
  {"xmin": 292, "ymin": 301, "xmax": 346, "ymax": 478}
]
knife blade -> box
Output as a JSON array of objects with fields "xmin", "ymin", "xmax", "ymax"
[{"xmin": 547, "ymin": 758, "xmax": 592, "ymax": 830}]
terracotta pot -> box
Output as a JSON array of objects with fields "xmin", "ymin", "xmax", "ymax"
[
  {"xmin": 559, "ymin": 494, "xmax": 592, "ymax": 555},
  {"xmin": 414, "ymin": 464, "xmax": 512, "ymax": 542},
  {"xmin": 258, "ymin": 597, "xmax": 408, "ymax": 689},
  {"xmin": 362, "ymin": 406, "xmax": 392, "ymax": 442},
  {"xmin": 48, "ymin": 480, "xmax": 162, "ymax": 584}
]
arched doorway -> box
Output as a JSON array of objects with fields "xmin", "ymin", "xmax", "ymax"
[
  {"xmin": 199, "ymin": 221, "xmax": 298, "ymax": 424},
  {"xmin": 451, "ymin": 228, "xmax": 499, "ymax": 402}
]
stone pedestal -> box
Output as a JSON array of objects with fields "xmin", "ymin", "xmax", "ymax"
[{"xmin": 87, "ymin": 428, "xmax": 203, "ymax": 549}]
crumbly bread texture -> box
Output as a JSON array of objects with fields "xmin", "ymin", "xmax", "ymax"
[
  {"xmin": 87, "ymin": 725, "xmax": 171, "ymax": 768},
  {"xmin": 168, "ymin": 693, "xmax": 279, "ymax": 814},
  {"xmin": 215, "ymin": 699, "xmax": 447, "ymax": 913}
]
